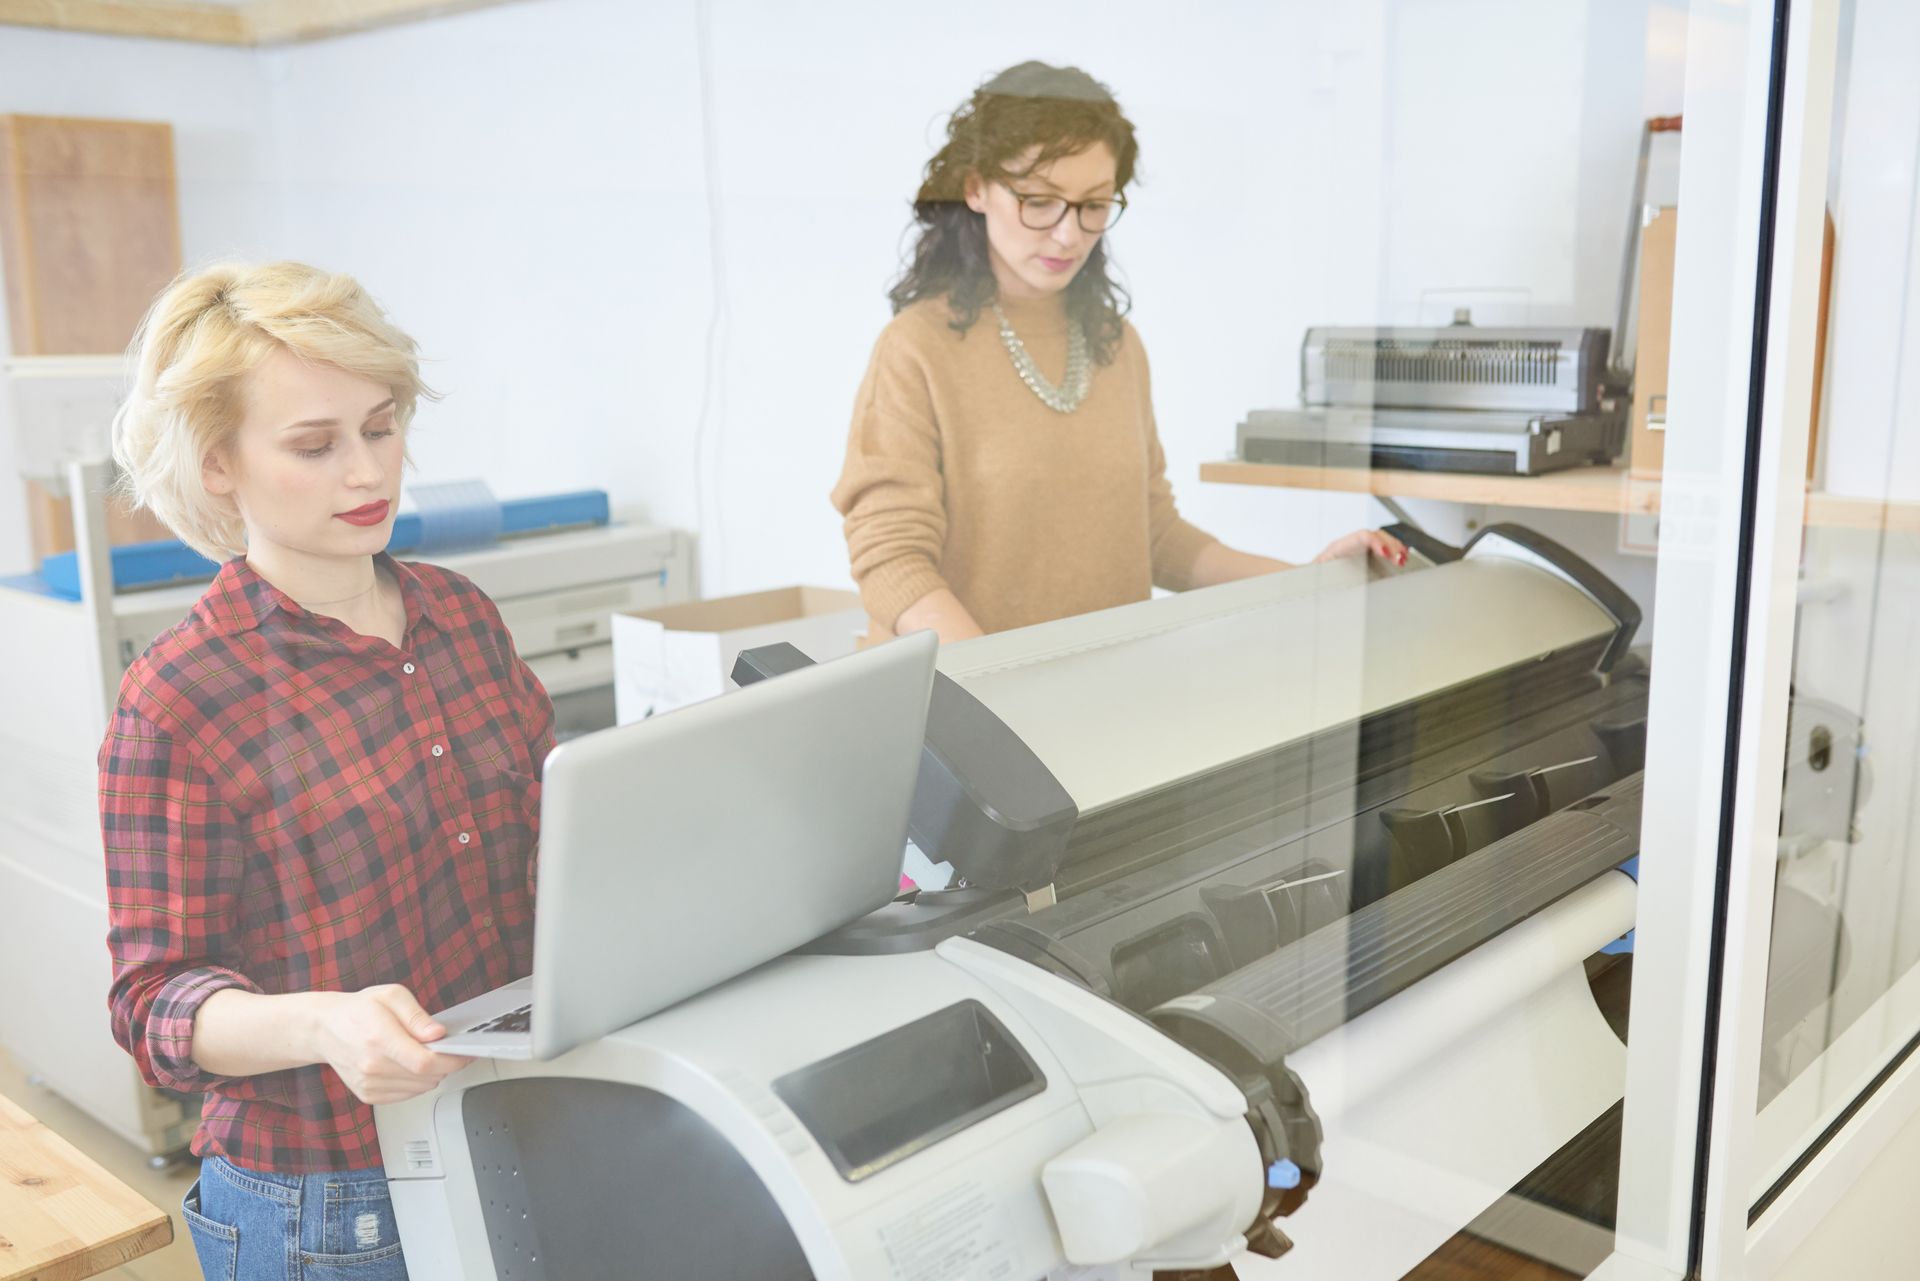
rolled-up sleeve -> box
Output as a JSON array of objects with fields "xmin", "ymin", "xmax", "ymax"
[
  {"xmin": 830, "ymin": 328, "xmax": 952, "ymax": 629},
  {"xmin": 100, "ymin": 706, "xmax": 262, "ymax": 1094}
]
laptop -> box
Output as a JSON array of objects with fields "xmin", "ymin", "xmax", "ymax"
[{"xmin": 429, "ymin": 630, "xmax": 938, "ymax": 1060}]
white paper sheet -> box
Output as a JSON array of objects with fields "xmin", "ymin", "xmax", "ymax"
[{"xmin": 1236, "ymin": 873, "xmax": 1636, "ymax": 1280}]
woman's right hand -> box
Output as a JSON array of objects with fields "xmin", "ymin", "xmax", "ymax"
[{"xmin": 307, "ymin": 984, "xmax": 474, "ymax": 1105}]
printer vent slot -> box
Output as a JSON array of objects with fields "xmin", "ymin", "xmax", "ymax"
[{"xmin": 1324, "ymin": 338, "xmax": 1565, "ymax": 388}]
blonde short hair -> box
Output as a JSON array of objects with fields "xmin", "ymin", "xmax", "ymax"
[{"xmin": 112, "ymin": 261, "xmax": 434, "ymax": 560}]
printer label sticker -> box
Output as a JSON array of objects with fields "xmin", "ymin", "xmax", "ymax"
[{"xmin": 877, "ymin": 1182, "xmax": 1016, "ymax": 1281}]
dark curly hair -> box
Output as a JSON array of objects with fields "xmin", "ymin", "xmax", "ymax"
[{"xmin": 889, "ymin": 61, "xmax": 1137, "ymax": 365}]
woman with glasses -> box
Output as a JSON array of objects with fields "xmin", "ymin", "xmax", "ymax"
[{"xmin": 831, "ymin": 60, "xmax": 1403, "ymax": 644}]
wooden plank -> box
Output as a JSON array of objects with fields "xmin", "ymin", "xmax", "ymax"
[
  {"xmin": 1805, "ymin": 490, "xmax": 1920, "ymax": 534},
  {"xmin": 0, "ymin": 119, "xmax": 34, "ymax": 355},
  {"xmin": 24, "ymin": 481, "xmax": 172, "ymax": 561},
  {"xmin": 1630, "ymin": 208, "xmax": 1677, "ymax": 478},
  {"xmin": 0, "ymin": 1090, "xmax": 171, "ymax": 1281},
  {"xmin": 0, "ymin": 0, "xmax": 526, "ymax": 45},
  {"xmin": 0, "ymin": 0, "xmax": 248, "ymax": 45},
  {"xmin": 1808, "ymin": 207, "xmax": 1836, "ymax": 483},
  {"xmin": 1198, "ymin": 460, "xmax": 1660, "ymax": 517},
  {"xmin": 247, "ymin": 0, "xmax": 525, "ymax": 44},
  {"xmin": 1402, "ymin": 1232, "xmax": 1580, "ymax": 1281},
  {"xmin": 0, "ymin": 115, "xmax": 183, "ymax": 558},
  {"xmin": 0, "ymin": 115, "xmax": 182, "ymax": 357},
  {"xmin": 1149, "ymin": 1230, "xmax": 1580, "ymax": 1280},
  {"xmin": 1201, "ymin": 460, "xmax": 1920, "ymax": 534}
]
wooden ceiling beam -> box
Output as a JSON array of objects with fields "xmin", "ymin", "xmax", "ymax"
[
  {"xmin": 0, "ymin": 0, "xmax": 526, "ymax": 47},
  {"xmin": 246, "ymin": 0, "xmax": 525, "ymax": 45},
  {"xmin": 0, "ymin": 0, "xmax": 251, "ymax": 45}
]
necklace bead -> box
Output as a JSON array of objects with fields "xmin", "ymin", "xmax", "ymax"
[{"xmin": 994, "ymin": 304, "xmax": 1090, "ymax": 414}]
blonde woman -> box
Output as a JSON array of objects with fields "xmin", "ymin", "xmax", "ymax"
[
  {"xmin": 100, "ymin": 263, "xmax": 550, "ymax": 1280},
  {"xmin": 832, "ymin": 62, "xmax": 1404, "ymax": 643}
]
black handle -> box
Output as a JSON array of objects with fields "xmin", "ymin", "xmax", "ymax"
[
  {"xmin": 1381, "ymin": 522, "xmax": 1463, "ymax": 565},
  {"xmin": 1464, "ymin": 523, "xmax": 1642, "ymax": 671}
]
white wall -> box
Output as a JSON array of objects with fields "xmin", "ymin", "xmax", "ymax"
[
  {"xmin": 686, "ymin": 0, "xmax": 1677, "ymax": 594},
  {"xmin": 252, "ymin": 0, "xmax": 715, "ymax": 571},
  {"xmin": 3, "ymin": 0, "xmax": 1685, "ymax": 605}
]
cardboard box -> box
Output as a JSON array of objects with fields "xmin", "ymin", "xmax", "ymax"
[
  {"xmin": 1630, "ymin": 206, "xmax": 1677, "ymax": 479},
  {"xmin": 26, "ymin": 479, "xmax": 171, "ymax": 561},
  {"xmin": 1807, "ymin": 206, "xmax": 1835, "ymax": 485},
  {"xmin": 613, "ymin": 586, "xmax": 866, "ymax": 722}
]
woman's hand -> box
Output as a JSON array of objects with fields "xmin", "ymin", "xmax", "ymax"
[
  {"xmin": 896, "ymin": 588, "xmax": 986, "ymax": 646},
  {"xmin": 307, "ymin": 985, "xmax": 474, "ymax": 1105},
  {"xmin": 1313, "ymin": 528, "xmax": 1408, "ymax": 567}
]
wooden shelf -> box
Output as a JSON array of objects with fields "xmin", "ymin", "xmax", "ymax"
[
  {"xmin": 1199, "ymin": 460, "xmax": 1920, "ymax": 533},
  {"xmin": 0, "ymin": 1089, "xmax": 171, "ymax": 1280},
  {"xmin": 1804, "ymin": 490, "xmax": 1920, "ymax": 532}
]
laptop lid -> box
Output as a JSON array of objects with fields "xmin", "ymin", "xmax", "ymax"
[{"xmin": 527, "ymin": 630, "xmax": 938, "ymax": 1059}]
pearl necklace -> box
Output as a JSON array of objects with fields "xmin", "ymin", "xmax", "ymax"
[{"xmin": 993, "ymin": 303, "xmax": 1091, "ymax": 414}]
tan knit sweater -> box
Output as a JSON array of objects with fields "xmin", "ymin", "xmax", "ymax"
[{"xmin": 831, "ymin": 294, "xmax": 1219, "ymax": 637}]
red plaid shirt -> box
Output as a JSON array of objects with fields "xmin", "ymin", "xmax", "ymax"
[{"xmin": 100, "ymin": 553, "xmax": 552, "ymax": 1172}]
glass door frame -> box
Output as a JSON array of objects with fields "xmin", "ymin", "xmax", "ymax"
[{"xmin": 1590, "ymin": 0, "xmax": 1915, "ymax": 1277}]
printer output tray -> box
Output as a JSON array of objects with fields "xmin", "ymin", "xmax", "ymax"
[{"xmin": 1238, "ymin": 406, "xmax": 1625, "ymax": 477}]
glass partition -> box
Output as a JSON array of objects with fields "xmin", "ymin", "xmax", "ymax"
[
  {"xmin": 0, "ymin": 2, "xmax": 1861, "ymax": 1280},
  {"xmin": 1748, "ymin": 0, "xmax": 1920, "ymax": 1216}
]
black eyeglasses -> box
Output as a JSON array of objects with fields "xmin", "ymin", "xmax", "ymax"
[{"xmin": 1004, "ymin": 186, "xmax": 1128, "ymax": 233}]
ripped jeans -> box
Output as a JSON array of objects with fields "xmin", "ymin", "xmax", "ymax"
[{"xmin": 182, "ymin": 1153, "xmax": 410, "ymax": 1281}]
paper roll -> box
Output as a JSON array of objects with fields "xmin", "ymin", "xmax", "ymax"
[
  {"xmin": 1237, "ymin": 871, "xmax": 1636, "ymax": 1280},
  {"xmin": 1289, "ymin": 870, "xmax": 1636, "ymax": 1121}
]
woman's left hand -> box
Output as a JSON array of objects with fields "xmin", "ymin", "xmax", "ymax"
[{"xmin": 1313, "ymin": 528, "xmax": 1408, "ymax": 567}]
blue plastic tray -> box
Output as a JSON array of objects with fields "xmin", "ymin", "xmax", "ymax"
[{"xmin": 33, "ymin": 490, "xmax": 611, "ymax": 601}]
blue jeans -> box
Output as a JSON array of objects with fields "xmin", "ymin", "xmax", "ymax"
[{"xmin": 182, "ymin": 1154, "xmax": 410, "ymax": 1281}]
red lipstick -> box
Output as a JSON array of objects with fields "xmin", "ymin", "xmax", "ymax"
[{"xmin": 336, "ymin": 500, "xmax": 390, "ymax": 527}]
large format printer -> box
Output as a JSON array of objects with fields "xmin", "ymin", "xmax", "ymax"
[
  {"xmin": 375, "ymin": 524, "xmax": 1699, "ymax": 1279},
  {"xmin": 0, "ymin": 459, "xmax": 692, "ymax": 1159},
  {"xmin": 378, "ymin": 523, "xmax": 1861, "ymax": 1278}
]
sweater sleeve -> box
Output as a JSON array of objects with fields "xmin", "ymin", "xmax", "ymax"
[
  {"xmin": 1133, "ymin": 332, "xmax": 1220, "ymax": 590},
  {"xmin": 830, "ymin": 323, "xmax": 953, "ymax": 630}
]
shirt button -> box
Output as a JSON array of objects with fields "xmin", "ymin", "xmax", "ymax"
[
  {"xmin": 431, "ymin": 744, "xmax": 445, "ymax": 758},
  {"xmin": 403, "ymin": 662, "xmax": 416, "ymax": 675},
  {"xmin": 458, "ymin": 832, "xmax": 471, "ymax": 845}
]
